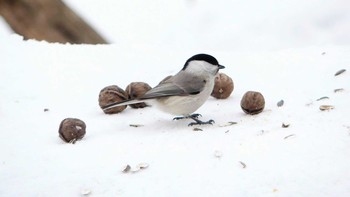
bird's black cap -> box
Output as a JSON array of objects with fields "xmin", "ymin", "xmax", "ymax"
[{"xmin": 182, "ymin": 54, "xmax": 224, "ymax": 70}]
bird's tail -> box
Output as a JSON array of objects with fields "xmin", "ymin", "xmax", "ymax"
[{"xmin": 102, "ymin": 99, "xmax": 146, "ymax": 111}]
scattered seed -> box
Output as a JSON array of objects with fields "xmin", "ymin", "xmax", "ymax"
[
  {"xmin": 131, "ymin": 163, "xmax": 149, "ymax": 173},
  {"xmin": 335, "ymin": 69, "xmax": 346, "ymax": 76},
  {"xmin": 214, "ymin": 150, "xmax": 223, "ymax": 158},
  {"xmin": 334, "ymin": 88, "xmax": 344, "ymax": 93},
  {"xmin": 136, "ymin": 162, "xmax": 149, "ymax": 169},
  {"xmin": 193, "ymin": 128, "xmax": 203, "ymax": 131},
  {"xmin": 277, "ymin": 100, "xmax": 284, "ymax": 107},
  {"xmin": 131, "ymin": 167, "xmax": 141, "ymax": 173},
  {"xmin": 316, "ymin": 96, "xmax": 329, "ymax": 101},
  {"xmin": 44, "ymin": 108, "xmax": 49, "ymax": 112},
  {"xmin": 81, "ymin": 189, "xmax": 92, "ymax": 196},
  {"xmin": 319, "ymin": 105, "xmax": 335, "ymax": 111},
  {"xmin": 123, "ymin": 163, "xmax": 149, "ymax": 173},
  {"xmin": 122, "ymin": 165, "xmax": 131, "ymax": 173},
  {"xmin": 239, "ymin": 161, "xmax": 247, "ymax": 169},
  {"xmin": 69, "ymin": 139, "xmax": 77, "ymax": 144},
  {"xmin": 284, "ymin": 134, "xmax": 296, "ymax": 140},
  {"xmin": 282, "ymin": 123, "xmax": 290, "ymax": 128},
  {"xmin": 129, "ymin": 124, "xmax": 144, "ymax": 128},
  {"xmin": 219, "ymin": 121, "xmax": 237, "ymax": 127},
  {"xmin": 228, "ymin": 121, "xmax": 237, "ymax": 125},
  {"xmin": 321, "ymin": 52, "xmax": 326, "ymax": 55}
]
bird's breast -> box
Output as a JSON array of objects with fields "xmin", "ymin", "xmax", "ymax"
[{"xmin": 155, "ymin": 76, "xmax": 214, "ymax": 116}]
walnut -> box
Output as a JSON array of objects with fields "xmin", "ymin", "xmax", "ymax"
[
  {"xmin": 211, "ymin": 73, "xmax": 234, "ymax": 99},
  {"xmin": 240, "ymin": 91, "xmax": 265, "ymax": 115},
  {"xmin": 59, "ymin": 118, "xmax": 86, "ymax": 143},
  {"xmin": 98, "ymin": 85, "xmax": 128, "ymax": 114},
  {"xmin": 125, "ymin": 82, "xmax": 151, "ymax": 108}
]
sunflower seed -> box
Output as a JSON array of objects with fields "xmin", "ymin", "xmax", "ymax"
[
  {"xmin": 122, "ymin": 164, "xmax": 131, "ymax": 173},
  {"xmin": 219, "ymin": 121, "xmax": 237, "ymax": 127},
  {"xmin": 239, "ymin": 161, "xmax": 247, "ymax": 168},
  {"xmin": 193, "ymin": 128, "xmax": 203, "ymax": 131},
  {"xmin": 316, "ymin": 96, "xmax": 329, "ymax": 101},
  {"xmin": 335, "ymin": 69, "xmax": 346, "ymax": 76},
  {"xmin": 131, "ymin": 163, "xmax": 149, "ymax": 173},
  {"xmin": 129, "ymin": 124, "xmax": 144, "ymax": 127},
  {"xmin": 131, "ymin": 167, "xmax": 141, "ymax": 173},
  {"xmin": 319, "ymin": 105, "xmax": 335, "ymax": 111},
  {"xmin": 282, "ymin": 123, "xmax": 290, "ymax": 128},
  {"xmin": 214, "ymin": 150, "xmax": 223, "ymax": 158},
  {"xmin": 136, "ymin": 162, "xmax": 149, "ymax": 169},
  {"xmin": 81, "ymin": 189, "xmax": 91, "ymax": 196},
  {"xmin": 334, "ymin": 88, "xmax": 344, "ymax": 93},
  {"xmin": 284, "ymin": 134, "xmax": 296, "ymax": 139},
  {"xmin": 277, "ymin": 100, "xmax": 284, "ymax": 107}
]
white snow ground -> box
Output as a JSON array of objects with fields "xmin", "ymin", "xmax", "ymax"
[
  {"xmin": 1, "ymin": 0, "xmax": 350, "ymax": 196},
  {"xmin": 0, "ymin": 35, "xmax": 349, "ymax": 197}
]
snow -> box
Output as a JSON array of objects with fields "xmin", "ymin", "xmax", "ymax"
[
  {"xmin": 1, "ymin": 0, "xmax": 350, "ymax": 196},
  {"xmin": 1, "ymin": 34, "xmax": 349, "ymax": 196}
]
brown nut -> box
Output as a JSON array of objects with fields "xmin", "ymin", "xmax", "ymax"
[
  {"xmin": 98, "ymin": 85, "xmax": 128, "ymax": 114},
  {"xmin": 59, "ymin": 118, "xmax": 86, "ymax": 143},
  {"xmin": 125, "ymin": 82, "xmax": 152, "ymax": 108},
  {"xmin": 211, "ymin": 73, "xmax": 234, "ymax": 99},
  {"xmin": 240, "ymin": 91, "xmax": 265, "ymax": 115}
]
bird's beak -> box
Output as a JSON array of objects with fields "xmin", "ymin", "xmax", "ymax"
[{"xmin": 219, "ymin": 65, "xmax": 225, "ymax": 69}]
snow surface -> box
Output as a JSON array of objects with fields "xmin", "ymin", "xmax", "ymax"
[
  {"xmin": 1, "ymin": 0, "xmax": 350, "ymax": 196},
  {"xmin": 0, "ymin": 34, "xmax": 349, "ymax": 197}
]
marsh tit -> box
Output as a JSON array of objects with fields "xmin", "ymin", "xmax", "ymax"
[{"xmin": 103, "ymin": 54, "xmax": 225, "ymax": 126}]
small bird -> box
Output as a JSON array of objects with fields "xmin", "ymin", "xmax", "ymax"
[{"xmin": 103, "ymin": 54, "xmax": 225, "ymax": 126}]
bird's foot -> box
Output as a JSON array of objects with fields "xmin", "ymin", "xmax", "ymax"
[
  {"xmin": 188, "ymin": 119, "xmax": 215, "ymax": 127},
  {"xmin": 173, "ymin": 114, "xmax": 213, "ymax": 126},
  {"xmin": 173, "ymin": 113, "xmax": 202, "ymax": 121}
]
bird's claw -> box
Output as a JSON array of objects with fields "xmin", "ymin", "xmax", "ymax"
[
  {"xmin": 173, "ymin": 114, "xmax": 213, "ymax": 126},
  {"xmin": 188, "ymin": 119, "xmax": 215, "ymax": 127}
]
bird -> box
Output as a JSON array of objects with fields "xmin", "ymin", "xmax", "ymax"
[{"xmin": 103, "ymin": 54, "xmax": 225, "ymax": 126}]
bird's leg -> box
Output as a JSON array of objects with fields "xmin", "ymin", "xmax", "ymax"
[
  {"xmin": 189, "ymin": 113, "xmax": 202, "ymax": 119},
  {"xmin": 173, "ymin": 113, "xmax": 202, "ymax": 121}
]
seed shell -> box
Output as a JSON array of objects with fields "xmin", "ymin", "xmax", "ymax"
[
  {"xmin": 319, "ymin": 105, "xmax": 335, "ymax": 111},
  {"xmin": 316, "ymin": 96, "xmax": 329, "ymax": 101},
  {"xmin": 282, "ymin": 123, "xmax": 290, "ymax": 128},
  {"xmin": 334, "ymin": 69, "xmax": 346, "ymax": 76},
  {"xmin": 277, "ymin": 100, "xmax": 284, "ymax": 107}
]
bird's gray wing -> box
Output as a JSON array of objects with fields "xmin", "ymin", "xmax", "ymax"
[
  {"xmin": 102, "ymin": 83, "xmax": 183, "ymax": 111},
  {"xmin": 140, "ymin": 71, "xmax": 206, "ymax": 100},
  {"xmin": 102, "ymin": 72, "xmax": 206, "ymax": 111}
]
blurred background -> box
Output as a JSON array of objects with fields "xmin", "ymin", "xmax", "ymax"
[{"xmin": 1, "ymin": 0, "xmax": 349, "ymax": 52}]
